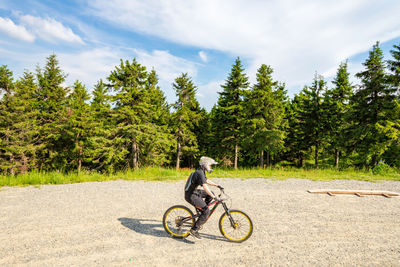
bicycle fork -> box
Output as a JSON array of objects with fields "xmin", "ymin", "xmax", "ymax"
[{"xmin": 221, "ymin": 202, "xmax": 237, "ymax": 229}]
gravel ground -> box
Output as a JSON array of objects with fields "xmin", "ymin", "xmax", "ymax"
[{"xmin": 0, "ymin": 178, "xmax": 399, "ymax": 266}]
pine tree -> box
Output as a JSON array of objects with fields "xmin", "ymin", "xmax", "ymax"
[
  {"xmin": 108, "ymin": 59, "xmax": 173, "ymax": 170},
  {"xmin": 63, "ymin": 81, "xmax": 96, "ymax": 172},
  {"xmin": 90, "ymin": 79, "xmax": 115, "ymax": 172},
  {"xmin": 0, "ymin": 65, "xmax": 14, "ymax": 94},
  {"xmin": 194, "ymin": 107, "xmax": 212, "ymax": 163},
  {"xmin": 243, "ymin": 64, "xmax": 287, "ymax": 167},
  {"xmin": 172, "ymin": 73, "xmax": 201, "ymax": 169},
  {"xmin": 35, "ymin": 54, "xmax": 68, "ymax": 170},
  {"xmin": 214, "ymin": 57, "xmax": 249, "ymax": 168},
  {"xmin": 0, "ymin": 65, "xmax": 16, "ymax": 173},
  {"xmin": 283, "ymin": 95, "xmax": 308, "ymax": 167},
  {"xmin": 10, "ymin": 71, "xmax": 40, "ymax": 173},
  {"xmin": 387, "ymin": 43, "xmax": 400, "ymax": 95},
  {"xmin": 141, "ymin": 69, "xmax": 173, "ymax": 167},
  {"xmin": 351, "ymin": 42, "xmax": 395, "ymax": 167},
  {"xmin": 296, "ymin": 74, "xmax": 327, "ymax": 168},
  {"xmin": 146, "ymin": 70, "xmax": 171, "ymax": 126},
  {"xmin": 376, "ymin": 100, "xmax": 400, "ymax": 167},
  {"xmin": 376, "ymin": 43, "xmax": 400, "ymax": 167},
  {"xmin": 92, "ymin": 79, "xmax": 112, "ymax": 122},
  {"xmin": 324, "ymin": 62, "xmax": 353, "ymax": 168},
  {"xmin": 108, "ymin": 59, "xmax": 147, "ymax": 170},
  {"xmin": 0, "ymin": 68, "xmax": 39, "ymax": 174}
]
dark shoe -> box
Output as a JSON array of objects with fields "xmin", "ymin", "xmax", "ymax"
[{"xmin": 190, "ymin": 229, "xmax": 201, "ymax": 239}]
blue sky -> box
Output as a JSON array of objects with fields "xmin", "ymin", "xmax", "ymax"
[{"xmin": 1, "ymin": 0, "xmax": 400, "ymax": 111}]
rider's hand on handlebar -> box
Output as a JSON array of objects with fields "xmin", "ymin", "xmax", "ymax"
[
  {"xmin": 217, "ymin": 185, "xmax": 224, "ymax": 190},
  {"xmin": 214, "ymin": 196, "xmax": 222, "ymax": 202}
]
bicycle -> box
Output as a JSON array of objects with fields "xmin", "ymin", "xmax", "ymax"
[{"xmin": 162, "ymin": 188, "xmax": 253, "ymax": 243}]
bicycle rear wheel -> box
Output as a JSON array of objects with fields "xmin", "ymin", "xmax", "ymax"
[
  {"xmin": 219, "ymin": 209, "xmax": 253, "ymax": 242},
  {"xmin": 163, "ymin": 205, "xmax": 195, "ymax": 238}
]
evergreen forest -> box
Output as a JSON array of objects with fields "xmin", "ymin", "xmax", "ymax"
[{"xmin": 1, "ymin": 41, "xmax": 399, "ymax": 174}]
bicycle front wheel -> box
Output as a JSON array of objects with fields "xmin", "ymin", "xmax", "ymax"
[
  {"xmin": 163, "ymin": 205, "xmax": 195, "ymax": 238},
  {"xmin": 219, "ymin": 209, "xmax": 253, "ymax": 242}
]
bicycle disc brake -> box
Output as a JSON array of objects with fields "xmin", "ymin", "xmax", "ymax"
[{"xmin": 175, "ymin": 216, "xmax": 185, "ymax": 231}]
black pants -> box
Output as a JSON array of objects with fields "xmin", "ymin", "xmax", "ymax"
[{"xmin": 185, "ymin": 189, "xmax": 213, "ymax": 230}]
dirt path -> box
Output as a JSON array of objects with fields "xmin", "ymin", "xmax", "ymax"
[{"xmin": 1, "ymin": 179, "xmax": 399, "ymax": 266}]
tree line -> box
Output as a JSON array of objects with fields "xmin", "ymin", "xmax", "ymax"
[{"xmin": 0, "ymin": 41, "xmax": 399, "ymax": 174}]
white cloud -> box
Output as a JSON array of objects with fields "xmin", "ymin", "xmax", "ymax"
[
  {"xmin": 197, "ymin": 80, "xmax": 223, "ymax": 110},
  {"xmin": 0, "ymin": 17, "xmax": 35, "ymax": 42},
  {"xmin": 134, "ymin": 49, "xmax": 197, "ymax": 81},
  {"xmin": 198, "ymin": 80, "xmax": 222, "ymax": 97},
  {"xmin": 88, "ymin": 0, "xmax": 400, "ymax": 89},
  {"xmin": 58, "ymin": 47, "xmax": 123, "ymax": 88},
  {"xmin": 20, "ymin": 15, "xmax": 84, "ymax": 44},
  {"xmin": 199, "ymin": 51, "xmax": 208, "ymax": 62},
  {"xmin": 133, "ymin": 49, "xmax": 199, "ymax": 103},
  {"xmin": 58, "ymin": 47, "xmax": 199, "ymax": 103}
]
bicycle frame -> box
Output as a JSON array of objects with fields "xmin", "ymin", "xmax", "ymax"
[{"xmin": 181, "ymin": 196, "xmax": 237, "ymax": 229}]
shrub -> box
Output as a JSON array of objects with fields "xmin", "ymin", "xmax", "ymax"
[{"xmin": 372, "ymin": 161, "xmax": 395, "ymax": 176}]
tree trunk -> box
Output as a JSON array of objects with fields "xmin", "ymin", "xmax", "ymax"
[
  {"xmin": 260, "ymin": 150, "xmax": 264, "ymax": 168},
  {"xmin": 176, "ymin": 142, "xmax": 181, "ymax": 170},
  {"xmin": 10, "ymin": 153, "xmax": 15, "ymax": 175},
  {"xmin": 266, "ymin": 151, "xmax": 270, "ymax": 167},
  {"xmin": 315, "ymin": 143, "xmax": 319, "ymax": 168},
  {"xmin": 234, "ymin": 144, "xmax": 238, "ymax": 169},
  {"xmin": 371, "ymin": 154, "xmax": 377, "ymax": 167},
  {"xmin": 21, "ymin": 153, "xmax": 28, "ymax": 174},
  {"xmin": 335, "ymin": 149, "xmax": 339, "ymax": 169},
  {"xmin": 132, "ymin": 141, "xmax": 138, "ymax": 170},
  {"xmin": 78, "ymin": 147, "xmax": 82, "ymax": 173}
]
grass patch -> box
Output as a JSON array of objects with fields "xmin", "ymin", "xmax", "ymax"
[
  {"xmin": 0, "ymin": 167, "xmax": 399, "ymax": 188},
  {"xmin": 212, "ymin": 167, "xmax": 400, "ymax": 182}
]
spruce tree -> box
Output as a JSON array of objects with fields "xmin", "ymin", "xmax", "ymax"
[
  {"xmin": 296, "ymin": 74, "xmax": 327, "ymax": 168},
  {"xmin": 0, "ymin": 65, "xmax": 16, "ymax": 173},
  {"xmin": 90, "ymin": 80, "xmax": 115, "ymax": 172},
  {"xmin": 324, "ymin": 62, "xmax": 353, "ymax": 168},
  {"xmin": 376, "ymin": 43, "xmax": 400, "ymax": 167},
  {"xmin": 283, "ymin": 95, "xmax": 308, "ymax": 167},
  {"xmin": 214, "ymin": 57, "xmax": 249, "ymax": 168},
  {"xmin": 146, "ymin": 70, "xmax": 171, "ymax": 126},
  {"xmin": 194, "ymin": 107, "xmax": 212, "ymax": 163},
  {"xmin": 0, "ymin": 68, "xmax": 39, "ymax": 174},
  {"xmin": 243, "ymin": 64, "xmax": 287, "ymax": 167},
  {"xmin": 108, "ymin": 59, "xmax": 147, "ymax": 170},
  {"xmin": 108, "ymin": 59, "xmax": 173, "ymax": 170},
  {"xmin": 35, "ymin": 54, "xmax": 68, "ymax": 170},
  {"xmin": 387, "ymin": 43, "xmax": 400, "ymax": 95},
  {"xmin": 376, "ymin": 100, "xmax": 400, "ymax": 167},
  {"xmin": 63, "ymin": 81, "xmax": 95, "ymax": 172},
  {"xmin": 172, "ymin": 73, "xmax": 201, "ymax": 169},
  {"xmin": 0, "ymin": 65, "xmax": 14, "ymax": 94},
  {"xmin": 141, "ymin": 69, "xmax": 173, "ymax": 167},
  {"xmin": 10, "ymin": 71, "xmax": 40, "ymax": 173},
  {"xmin": 352, "ymin": 42, "xmax": 395, "ymax": 166}
]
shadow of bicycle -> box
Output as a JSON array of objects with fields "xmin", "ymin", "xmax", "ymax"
[{"xmin": 118, "ymin": 217, "xmax": 228, "ymax": 243}]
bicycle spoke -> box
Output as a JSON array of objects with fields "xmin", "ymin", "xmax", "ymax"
[
  {"xmin": 219, "ymin": 210, "xmax": 253, "ymax": 242},
  {"xmin": 163, "ymin": 206, "xmax": 194, "ymax": 237}
]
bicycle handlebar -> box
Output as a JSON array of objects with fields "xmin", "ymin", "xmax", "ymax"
[{"xmin": 218, "ymin": 187, "xmax": 225, "ymax": 198}]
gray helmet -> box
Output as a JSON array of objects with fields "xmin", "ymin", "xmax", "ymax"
[{"xmin": 199, "ymin": 156, "xmax": 218, "ymax": 173}]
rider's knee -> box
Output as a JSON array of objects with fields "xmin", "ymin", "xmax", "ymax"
[{"xmin": 203, "ymin": 206, "xmax": 210, "ymax": 217}]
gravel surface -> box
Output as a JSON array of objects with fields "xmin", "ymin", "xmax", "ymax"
[{"xmin": 1, "ymin": 178, "xmax": 399, "ymax": 266}]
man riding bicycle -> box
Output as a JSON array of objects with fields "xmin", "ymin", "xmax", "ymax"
[{"xmin": 184, "ymin": 156, "xmax": 223, "ymax": 239}]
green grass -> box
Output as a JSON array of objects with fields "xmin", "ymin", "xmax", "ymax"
[
  {"xmin": 212, "ymin": 167, "xmax": 400, "ymax": 182},
  {"xmin": 0, "ymin": 167, "xmax": 399, "ymax": 188}
]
